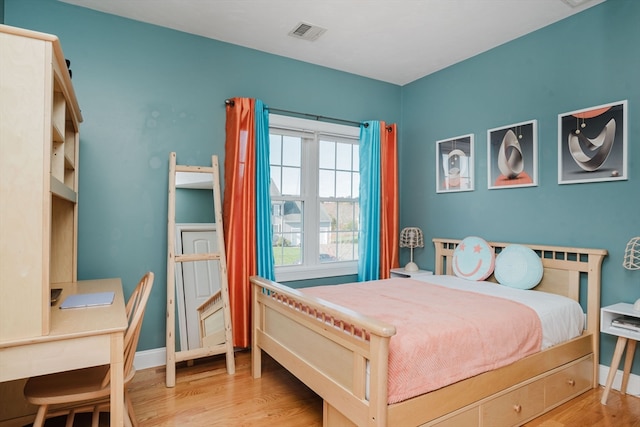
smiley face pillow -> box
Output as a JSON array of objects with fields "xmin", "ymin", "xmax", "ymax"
[{"xmin": 452, "ymin": 236, "xmax": 495, "ymax": 281}]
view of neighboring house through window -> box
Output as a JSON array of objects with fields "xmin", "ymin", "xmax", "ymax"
[{"xmin": 269, "ymin": 115, "xmax": 360, "ymax": 281}]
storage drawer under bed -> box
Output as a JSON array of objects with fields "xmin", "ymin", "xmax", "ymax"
[{"xmin": 424, "ymin": 354, "xmax": 593, "ymax": 427}]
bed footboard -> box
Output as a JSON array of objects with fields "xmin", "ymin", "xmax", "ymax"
[{"xmin": 250, "ymin": 276, "xmax": 396, "ymax": 427}]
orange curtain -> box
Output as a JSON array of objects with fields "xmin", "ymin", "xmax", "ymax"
[
  {"xmin": 379, "ymin": 123, "xmax": 399, "ymax": 278},
  {"xmin": 222, "ymin": 97, "xmax": 256, "ymax": 348}
]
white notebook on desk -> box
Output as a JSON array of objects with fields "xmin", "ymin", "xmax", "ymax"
[{"xmin": 59, "ymin": 291, "xmax": 115, "ymax": 309}]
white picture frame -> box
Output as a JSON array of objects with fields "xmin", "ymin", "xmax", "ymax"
[
  {"xmin": 558, "ymin": 100, "xmax": 627, "ymax": 184},
  {"xmin": 436, "ymin": 134, "xmax": 474, "ymax": 193},
  {"xmin": 487, "ymin": 119, "xmax": 538, "ymax": 190}
]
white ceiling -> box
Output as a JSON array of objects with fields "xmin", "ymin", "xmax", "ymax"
[{"xmin": 60, "ymin": 0, "xmax": 605, "ymax": 86}]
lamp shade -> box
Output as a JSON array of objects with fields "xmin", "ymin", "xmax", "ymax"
[
  {"xmin": 399, "ymin": 227, "xmax": 424, "ymax": 249},
  {"xmin": 623, "ymin": 237, "xmax": 640, "ymax": 270}
]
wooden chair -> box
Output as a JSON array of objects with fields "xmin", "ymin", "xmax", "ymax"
[{"xmin": 23, "ymin": 272, "xmax": 155, "ymax": 427}]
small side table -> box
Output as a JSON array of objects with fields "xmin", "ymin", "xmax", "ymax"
[
  {"xmin": 390, "ymin": 268, "xmax": 433, "ymax": 279},
  {"xmin": 600, "ymin": 302, "xmax": 639, "ymax": 404}
]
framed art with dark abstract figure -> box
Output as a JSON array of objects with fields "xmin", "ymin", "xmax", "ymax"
[{"xmin": 558, "ymin": 100, "xmax": 627, "ymax": 185}]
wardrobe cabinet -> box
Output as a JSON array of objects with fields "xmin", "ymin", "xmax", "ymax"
[{"xmin": 0, "ymin": 24, "xmax": 82, "ymax": 342}]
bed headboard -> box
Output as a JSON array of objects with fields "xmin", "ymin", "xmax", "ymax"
[
  {"xmin": 433, "ymin": 238, "xmax": 607, "ymax": 300},
  {"xmin": 433, "ymin": 237, "xmax": 607, "ymax": 364}
]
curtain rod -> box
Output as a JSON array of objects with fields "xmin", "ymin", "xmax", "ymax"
[{"xmin": 225, "ymin": 99, "xmax": 368, "ymax": 128}]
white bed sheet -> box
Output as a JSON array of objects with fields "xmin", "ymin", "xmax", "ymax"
[{"xmin": 413, "ymin": 274, "xmax": 585, "ymax": 349}]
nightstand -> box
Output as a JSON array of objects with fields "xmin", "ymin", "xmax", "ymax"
[
  {"xmin": 390, "ymin": 268, "xmax": 433, "ymax": 278},
  {"xmin": 600, "ymin": 303, "xmax": 639, "ymax": 404}
]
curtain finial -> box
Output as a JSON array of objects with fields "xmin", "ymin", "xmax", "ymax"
[{"xmin": 225, "ymin": 99, "xmax": 235, "ymax": 107}]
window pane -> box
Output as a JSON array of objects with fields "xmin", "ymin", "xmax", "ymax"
[
  {"xmin": 335, "ymin": 171, "xmax": 352, "ymax": 198},
  {"xmin": 319, "ymin": 202, "xmax": 336, "ymax": 261},
  {"xmin": 318, "ymin": 169, "xmax": 335, "ymax": 198},
  {"xmin": 270, "ymin": 166, "xmax": 282, "ymax": 196},
  {"xmin": 319, "ymin": 231, "xmax": 337, "ymax": 263},
  {"xmin": 281, "ymin": 167, "xmax": 301, "ymax": 196},
  {"xmin": 337, "ymin": 201, "xmax": 358, "ymax": 261},
  {"xmin": 272, "ymin": 242, "xmax": 302, "ymax": 266},
  {"xmin": 282, "ymin": 136, "xmax": 301, "ymax": 167},
  {"xmin": 319, "ymin": 140, "xmax": 335, "ymax": 169},
  {"xmin": 269, "ymin": 134, "xmax": 282, "ymax": 165},
  {"xmin": 336, "ymin": 142, "xmax": 352, "ymax": 170},
  {"xmin": 272, "ymin": 201, "xmax": 303, "ymax": 266},
  {"xmin": 337, "ymin": 231, "xmax": 357, "ymax": 261},
  {"xmin": 336, "ymin": 201, "xmax": 358, "ymax": 231},
  {"xmin": 318, "ymin": 201, "xmax": 358, "ymax": 262}
]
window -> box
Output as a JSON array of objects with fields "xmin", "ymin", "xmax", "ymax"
[{"xmin": 269, "ymin": 115, "xmax": 360, "ymax": 281}]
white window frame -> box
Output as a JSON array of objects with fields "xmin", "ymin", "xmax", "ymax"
[{"xmin": 269, "ymin": 114, "xmax": 360, "ymax": 282}]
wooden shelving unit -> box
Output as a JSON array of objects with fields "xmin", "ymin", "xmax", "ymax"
[{"xmin": 0, "ymin": 24, "xmax": 83, "ymax": 424}]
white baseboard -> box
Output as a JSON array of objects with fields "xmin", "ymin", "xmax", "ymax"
[
  {"xmin": 134, "ymin": 347, "xmax": 167, "ymax": 370},
  {"xmin": 134, "ymin": 348, "xmax": 640, "ymax": 398},
  {"xmin": 599, "ymin": 363, "xmax": 640, "ymax": 397}
]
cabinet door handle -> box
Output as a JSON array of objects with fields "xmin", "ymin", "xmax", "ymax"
[
  {"xmin": 567, "ymin": 379, "xmax": 575, "ymax": 386},
  {"xmin": 513, "ymin": 404, "xmax": 522, "ymax": 413}
]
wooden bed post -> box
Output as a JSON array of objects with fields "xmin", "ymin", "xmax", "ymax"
[
  {"xmin": 251, "ymin": 279, "xmax": 262, "ymax": 379},
  {"xmin": 587, "ymin": 252, "xmax": 605, "ymax": 387},
  {"xmin": 368, "ymin": 335, "xmax": 389, "ymax": 427}
]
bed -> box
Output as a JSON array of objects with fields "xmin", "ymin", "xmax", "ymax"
[{"xmin": 250, "ymin": 238, "xmax": 607, "ymax": 426}]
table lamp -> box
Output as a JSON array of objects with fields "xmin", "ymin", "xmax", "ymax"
[
  {"xmin": 623, "ymin": 236, "xmax": 640, "ymax": 311},
  {"xmin": 399, "ymin": 227, "xmax": 424, "ymax": 272}
]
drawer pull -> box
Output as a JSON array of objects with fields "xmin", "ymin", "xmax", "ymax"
[
  {"xmin": 567, "ymin": 379, "xmax": 575, "ymax": 386},
  {"xmin": 513, "ymin": 404, "xmax": 522, "ymax": 413}
]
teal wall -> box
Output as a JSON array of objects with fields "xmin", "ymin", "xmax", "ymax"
[
  {"xmin": 4, "ymin": 0, "xmax": 400, "ymax": 352},
  {"xmin": 4, "ymin": 0, "xmax": 639, "ymax": 374},
  {"xmin": 402, "ymin": 0, "xmax": 639, "ymax": 373}
]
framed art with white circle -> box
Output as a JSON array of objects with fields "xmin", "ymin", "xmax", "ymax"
[
  {"xmin": 487, "ymin": 119, "xmax": 538, "ymax": 190},
  {"xmin": 436, "ymin": 134, "xmax": 474, "ymax": 193},
  {"xmin": 558, "ymin": 100, "xmax": 627, "ymax": 184}
]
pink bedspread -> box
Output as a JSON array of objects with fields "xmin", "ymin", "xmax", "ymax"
[{"xmin": 302, "ymin": 278, "xmax": 542, "ymax": 404}]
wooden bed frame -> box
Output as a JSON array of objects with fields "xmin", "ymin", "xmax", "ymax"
[{"xmin": 251, "ymin": 238, "xmax": 607, "ymax": 426}]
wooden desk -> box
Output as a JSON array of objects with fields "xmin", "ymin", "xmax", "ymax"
[{"xmin": 0, "ymin": 278, "xmax": 127, "ymax": 427}]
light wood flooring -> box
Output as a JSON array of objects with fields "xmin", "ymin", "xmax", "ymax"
[{"xmin": 33, "ymin": 350, "xmax": 640, "ymax": 426}]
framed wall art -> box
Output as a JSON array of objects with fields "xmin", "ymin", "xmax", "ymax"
[
  {"xmin": 558, "ymin": 100, "xmax": 627, "ymax": 184},
  {"xmin": 487, "ymin": 120, "xmax": 538, "ymax": 190},
  {"xmin": 436, "ymin": 134, "xmax": 474, "ymax": 193}
]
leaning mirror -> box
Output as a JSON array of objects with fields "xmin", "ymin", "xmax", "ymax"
[{"xmin": 174, "ymin": 171, "xmax": 221, "ymax": 353}]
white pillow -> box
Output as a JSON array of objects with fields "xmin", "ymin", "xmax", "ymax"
[
  {"xmin": 452, "ymin": 236, "xmax": 495, "ymax": 281},
  {"xmin": 495, "ymin": 244, "xmax": 543, "ymax": 290}
]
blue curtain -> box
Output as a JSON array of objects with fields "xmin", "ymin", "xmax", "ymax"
[
  {"xmin": 255, "ymin": 100, "xmax": 276, "ymax": 281},
  {"xmin": 358, "ymin": 121, "xmax": 381, "ymax": 281}
]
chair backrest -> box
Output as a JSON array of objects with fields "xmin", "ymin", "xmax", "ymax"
[{"xmin": 101, "ymin": 272, "xmax": 154, "ymax": 388}]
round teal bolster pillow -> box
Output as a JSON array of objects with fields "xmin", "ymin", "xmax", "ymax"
[{"xmin": 494, "ymin": 244, "xmax": 543, "ymax": 290}]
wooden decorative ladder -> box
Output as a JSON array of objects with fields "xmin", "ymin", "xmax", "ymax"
[{"xmin": 165, "ymin": 152, "xmax": 235, "ymax": 387}]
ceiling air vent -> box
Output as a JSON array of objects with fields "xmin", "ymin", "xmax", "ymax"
[
  {"xmin": 288, "ymin": 22, "xmax": 327, "ymax": 41},
  {"xmin": 560, "ymin": 0, "xmax": 594, "ymax": 7}
]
